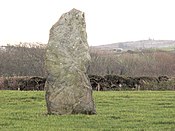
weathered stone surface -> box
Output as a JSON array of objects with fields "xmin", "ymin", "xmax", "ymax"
[{"xmin": 45, "ymin": 9, "xmax": 96, "ymax": 115}]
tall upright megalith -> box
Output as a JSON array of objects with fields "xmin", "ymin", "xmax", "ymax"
[{"xmin": 45, "ymin": 9, "xmax": 96, "ymax": 115}]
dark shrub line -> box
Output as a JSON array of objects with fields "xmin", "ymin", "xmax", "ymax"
[{"xmin": 0, "ymin": 75, "xmax": 174, "ymax": 91}]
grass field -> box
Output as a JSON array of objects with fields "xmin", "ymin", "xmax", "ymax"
[{"xmin": 0, "ymin": 91, "xmax": 175, "ymax": 131}]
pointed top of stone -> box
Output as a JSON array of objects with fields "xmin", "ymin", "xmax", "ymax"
[
  {"xmin": 49, "ymin": 8, "xmax": 86, "ymax": 40},
  {"xmin": 67, "ymin": 8, "xmax": 85, "ymax": 18},
  {"xmin": 70, "ymin": 8, "xmax": 82, "ymax": 13}
]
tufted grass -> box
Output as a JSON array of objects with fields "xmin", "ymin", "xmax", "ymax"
[{"xmin": 0, "ymin": 91, "xmax": 175, "ymax": 131}]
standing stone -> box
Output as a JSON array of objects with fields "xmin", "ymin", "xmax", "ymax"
[{"xmin": 45, "ymin": 9, "xmax": 96, "ymax": 115}]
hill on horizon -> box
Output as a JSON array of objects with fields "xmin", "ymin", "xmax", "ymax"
[{"xmin": 92, "ymin": 39, "xmax": 175, "ymax": 51}]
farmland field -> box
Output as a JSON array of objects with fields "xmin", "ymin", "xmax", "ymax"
[{"xmin": 0, "ymin": 91, "xmax": 175, "ymax": 131}]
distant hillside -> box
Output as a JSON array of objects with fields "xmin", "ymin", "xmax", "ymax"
[{"xmin": 92, "ymin": 40, "xmax": 175, "ymax": 51}]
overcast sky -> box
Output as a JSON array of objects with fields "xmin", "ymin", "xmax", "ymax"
[{"xmin": 0, "ymin": 0, "xmax": 175, "ymax": 46}]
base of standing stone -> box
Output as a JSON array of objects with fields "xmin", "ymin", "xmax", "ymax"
[{"xmin": 45, "ymin": 73, "xmax": 96, "ymax": 115}]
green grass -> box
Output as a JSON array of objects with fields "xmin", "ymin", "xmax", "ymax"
[
  {"xmin": 0, "ymin": 91, "xmax": 175, "ymax": 131},
  {"xmin": 159, "ymin": 46, "xmax": 175, "ymax": 51}
]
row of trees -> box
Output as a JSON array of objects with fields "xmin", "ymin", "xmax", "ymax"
[
  {"xmin": 0, "ymin": 43, "xmax": 175, "ymax": 77},
  {"xmin": 0, "ymin": 43, "xmax": 46, "ymax": 76},
  {"xmin": 89, "ymin": 49, "xmax": 175, "ymax": 76}
]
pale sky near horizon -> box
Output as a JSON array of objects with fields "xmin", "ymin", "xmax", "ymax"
[{"xmin": 0, "ymin": 0, "xmax": 175, "ymax": 46}]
